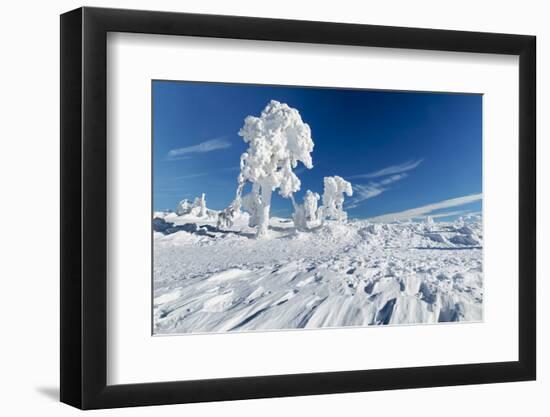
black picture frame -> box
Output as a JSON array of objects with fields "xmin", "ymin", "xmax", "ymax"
[{"xmin": 60, "ymin": 6, "xmax": 536, "ymax": 410}]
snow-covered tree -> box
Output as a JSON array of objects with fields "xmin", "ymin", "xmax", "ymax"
[
  {"xmin": 197, "ymin": 193, "xmax": 207, "ymax": 217},
  {"xmin": 291, "ymin": 190, "xmax": 320, "ymax": 231},
  {"xmin": 176, "ymin": 199, "xmax": 193, "ymax": 216},
  {"xmin": 241, "ymin": 185, "xmax": 261, "ymax": 228},
  {"xmin": 229, "ymin": 100, "xmax": 315, "ymax": 237},
  {"xmin": 303, "ymin": 190, "xmax": 320, "ymax": 222},
  {"xmin": 217, "ymin": 180, "xmax": 245, "ymax": 229},
  {"xmin": 217, "ymin": 205, "xmax": 238, "ymax": 229},
  {"xmin": 177, "ymin": 193, "xmax": 208, "ymax": 217},
  {"xmin": 320, "ymin": 176, "xmax": 353, "ymax": 222}
]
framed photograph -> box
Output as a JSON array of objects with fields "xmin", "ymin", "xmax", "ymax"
[{"xmin": 60, "ymin": 7, "xmax": 536, "ymax": 409}]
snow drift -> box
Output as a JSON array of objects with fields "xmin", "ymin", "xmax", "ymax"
[{"xmin": 153, "ymin": 212, "xmax": 483, "ymax": 334}]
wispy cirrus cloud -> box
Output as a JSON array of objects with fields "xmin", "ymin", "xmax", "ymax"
[
  {"xmin": 349, "ymin": 159, "xmax": 423, "ymax": 179},
  {"xmin": 346, "ymin": 173, "xmax": 408, "ymax": 209},
  {"xmin": 368, "ymin": 193, "xmax": 482, "ymax": 222},
  {"xmin": 167, "ymin": 137, "xmax": 232, "ymax": 160},
  {"xmin": 175, "ymin": 166, "xmax": 239, "ymax": 180},
  {"xmin": 344, "ymin": 159, "xmax": 423, "ymax": 210},
  {"xmin": 413, "ymin": 210, "xmax": 468, "ymax": 221}
]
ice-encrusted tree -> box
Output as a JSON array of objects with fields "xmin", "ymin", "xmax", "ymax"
[
  {"xmin": 303, "ymin": 190, "xmax": 321, "ymax": 222},
  {"xmin": 176, "ymin": 193, "xmax": 207, "ymax": 217},
  {"xmin": 222, "ymin": 100, "xmax": 314, "ymax": 237},
  {"xmin": 241, "ymin": 190, "xmax": 261, "ymax": 228},
  {"xmin": 291, "ymin": 190, "xmax": 320, "ymax": 231},
  {"xmin": 176, "ymin": 199, "xmax": 192, "ymax": 216},
  {"xmin": 320, "ymin": 176, "xmax": 353, "ymax": 222},
  {"xmin": 196, "ymin": 193, "xmax": 207, "ymax": 217}
]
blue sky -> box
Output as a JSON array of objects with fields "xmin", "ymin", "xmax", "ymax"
[{"xmin": 153, "ymin": 81, "xmax": 482, "ymax": 221}]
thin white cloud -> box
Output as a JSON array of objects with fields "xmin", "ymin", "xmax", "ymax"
[
  {"xmin": 368, "ymin": 193, "xmax": 482, "ymax": 222},
  {"xmin": 349, "ymin": 159, "xmax": 423, "ymax": 179},
  {"xmin": 167, "ymin": 137, "xmax": 232, "ymax": 159},
  {"xmin": 346, "ymin": 174, "xmax": 408, "ymax": 209},
  {"xmin": 379, "ymin": 173, "xmax": 408, "ymax": 185},
  {"xmin": 413, "ymin": 210, "xmax": 468, "ymax": 220},
  {"xmin": 175, "ymin": 172, "xmax": 211, "ymax": 180},
  {"xmin": 175, "ymin": 166, "xmax": 239, "ymax": 180}
]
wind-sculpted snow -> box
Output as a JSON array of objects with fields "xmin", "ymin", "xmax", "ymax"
[{"xmin": 153, "ymin": 213, "xmax": 483, "ymax": 334}]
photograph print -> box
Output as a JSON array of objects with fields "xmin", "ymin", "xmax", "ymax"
[{"xmin": 152, "ymin": 81, "xmax": 483, "ymax": 335}]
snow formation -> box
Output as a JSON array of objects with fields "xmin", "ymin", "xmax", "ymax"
[
  {"xmin": 221, "ymin": 100, "xmax": 315, "ymax": 237},
  {"xmin": 292, "ymin": 190, "xmax": 321, "ymax": 231},
  {"xmin": 153, "ymin": 212, "xmax": 483, "ymax": 334},
  {"xmin": 321, "ymin": 176, "xmax": 353, "ymax": 222},
  {"xmin": 176, "ymin": 193, "xmax": 209, "ymax": 217}
]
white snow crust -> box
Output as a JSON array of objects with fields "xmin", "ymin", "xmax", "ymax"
[{"xmin": 153, "ymin": 212, "xmax": 483, "ymax": 334}]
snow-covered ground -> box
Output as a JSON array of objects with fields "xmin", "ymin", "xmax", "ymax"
[{"xmin": 153, "ymin": 211, "xmax": 483, "ymax": 335}]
